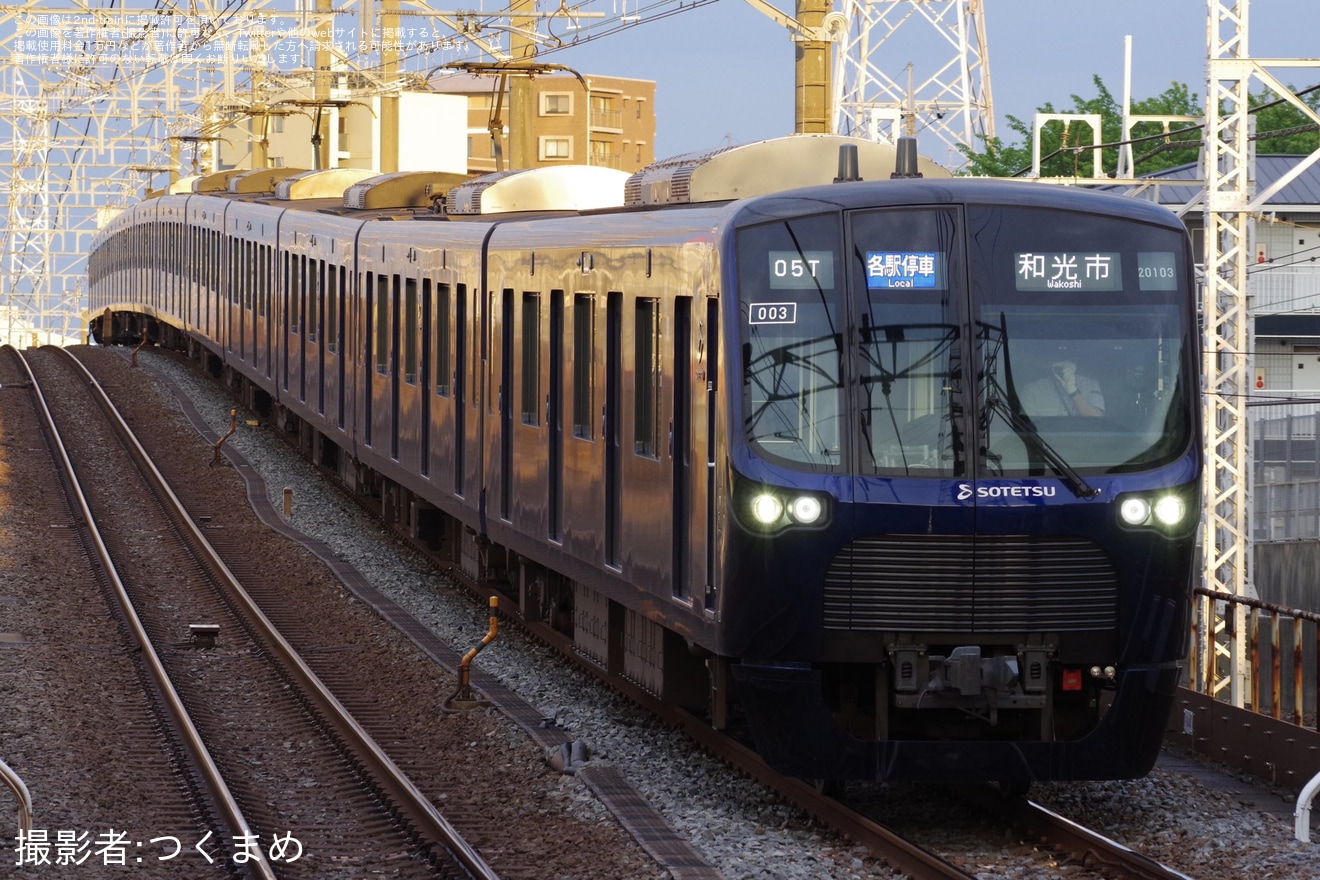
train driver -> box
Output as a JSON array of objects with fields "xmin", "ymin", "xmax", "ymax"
[{"xmin": 1021, "ymin": 358, "xmax": 1105, "ymax": 417}]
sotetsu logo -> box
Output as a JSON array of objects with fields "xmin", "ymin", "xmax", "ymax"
[{"xmin": 956, "ymin": 483, "xmax": 1058, "ymax": 502}]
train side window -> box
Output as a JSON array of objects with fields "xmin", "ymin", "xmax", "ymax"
[
  {"xmin": 435, "ymin": 283, "xmax": 451, "ymax": 396},
  {"xmin": 572, "ymin": 293, "xmax": 595, "ymax": 440},
  {"xmin": 635, "ymin": 296, "xmax": 661, "ymax": 457},
  {"xmin": 521, "ymin": 292, "xmax": 540, "ymax": 425},
  {"xmin": 404, "ymin": 277, "xmax": 418, "ymax": 384}
]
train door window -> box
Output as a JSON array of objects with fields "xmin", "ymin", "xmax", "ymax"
[
  {"xmin": 549, "ymin": 290, "xmax": 564, "ymax": 541},
  {"xmin": 455, "ymin": 283, "xmax": 468, "ymax": 495},
  {"xmin": 501, "ymin": 290, "xmax": 514, "ymax": 518},
  {"xmin": 336, "ymin": 267, "xmax": 347, "ymax": 429},
  {"xmin": 404, "ymin": 277, "xmax": 418, "ymax": 384},
  {"xmin": 605, "ymin": 292, "xmax": 622, "ymax": 567},
  {"xmin": 421, "ymin": 278, "xmax": 432, "ymax": 477},
  {"xmin": 392, "ymin": 275, "xmax": 403, "ymax": 458},
  {"xmin": 231, "ymin": 236, "xmax": 240, "ymax": 305},
  {"xmin": 848, "ymin": 207, "xmax": 962, "ymax": 477},
  {"xmin": 297, "ymin": 255, "xmax": 306, "ymax": 340},
  {"xmin": 672, "ymin": 296, "xmax": 692, "ymax": 601},
  {"xmin": 376, "ymin": 274, "xmax": 390, "ymax": 374},
  {"xmin": 244, "ymin": 241, "xmax": 255, "ymax": 311},
  {"xmin": 364, "ymin": 271, "xmax": 375, "ymax": 445},
  {"xmin": 327, "ymin": 263, "xmax": 338, "ymax": 353},
  {"xmin": 572, "ymin": 293, "xmax": 595, "ymax": 440},
  {"xmin": 242, "ymin": 240, "xmax": 252, "ymax": 358},
  {"xmin": 229, "ymin": 238, "xmax": 240, "ymax": 356},
  {"xmin": 283, "ymin": 248, "xmax": 294, "ymax": 385},
  {"xmin": 521, "ymin": 292, "xmax": 540, "ymax": 425},
  {"xmin": 471, "ymin": 287, "xmax": 481, "ymax": 409},
  {"xmin": 435, "ymin": 283, "xmax": 451, "ymax": 396},
  {"xmin": 309, "ymin": 259, "xmax": 322, "ymax": 344},
  {"xmin": 316, "ymin": 261, "xmax": 326, "ymax": 413},
  {"xmin": 258, "ymin": 245, "xmax": 269, "ymax": 318},
  {"xmin": 704, "ymin": 297, "xmax": 719, "ymax": 612},
  {"xmin": 634, "ymin": 297, "xmax": 661, "ymax": 458}
]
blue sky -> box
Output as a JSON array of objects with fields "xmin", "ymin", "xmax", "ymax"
[{"xmin": 540, "ymin": 0, "xmax": 1319, "ymax": 161}]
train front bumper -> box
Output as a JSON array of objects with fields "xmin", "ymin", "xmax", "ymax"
[{"xmin": 731, "ymin": 661, "xmax": 1182, "ymax": 783}]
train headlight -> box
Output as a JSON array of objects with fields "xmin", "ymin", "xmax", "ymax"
[
  {"xmin": 787, "ymin": 495, "xmax": 823, "ymax": 524},
  {"xmin": 1153, "ymin": 495, "xmax": 1186, "ymax": 526},
  {"xmin": 1119, "ymin": 497, "xmax": 1151, "ymax": 526},
  {"xmin": 1117, "ymin": 490, "xmax": 1194, "ymax": 533},
  {"xmin": 737, "ymin": 479, "xmax": 830, "ymax": 533},
  {"xmin": 750, "ymin": 493, "xmax": 784, "ymax": 525}
]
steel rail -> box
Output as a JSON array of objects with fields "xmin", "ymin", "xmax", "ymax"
[
  {"xmin": 957, "ymin": 785, "xmax": 1197, "ymax": 880},
  {"xmin": 17, "ymin": 347, "xmax": 279, "ymax": 880},
  {"xmin": 50, "ymin": 346, "xmax": 501, "ymax": 880},
  {"xmin": 440, "ymin": 564, "xmax": 977, "ymax": 880}
]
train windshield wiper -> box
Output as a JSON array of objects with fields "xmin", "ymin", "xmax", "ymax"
[{"xmin": 984, "ymin": 394, "xmax": 1099, "ymax": 499}]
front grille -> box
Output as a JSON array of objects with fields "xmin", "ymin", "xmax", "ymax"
[{"xmin": 823, "ymin": 534, "xmax": 1118, "ymax": 633}]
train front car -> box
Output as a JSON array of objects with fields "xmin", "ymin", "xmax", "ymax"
[{"xmin": 723, "ymin": 178, "xmax": 1201, "ymax": 785}]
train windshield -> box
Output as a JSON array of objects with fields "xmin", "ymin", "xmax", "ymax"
[
  {"xmin": 969, "ymin": 205, "xmax": 1194, "ymax": 478},
  {"xmin": 736, "ymin": 201, "xmax": 1194, "ymax": 479},
  {"xmin": 737, "ymin": 212, "xmax": 848, "ymax": 472}
]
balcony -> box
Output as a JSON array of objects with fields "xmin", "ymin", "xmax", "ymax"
[{"xmin": 589, "ymin": 109, "xmax": 623, "ymax": 133}]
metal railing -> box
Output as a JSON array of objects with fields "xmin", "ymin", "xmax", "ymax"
[{"xmin": 1190, "ymin": 587, "xmax": 1319, "ymax": 727}]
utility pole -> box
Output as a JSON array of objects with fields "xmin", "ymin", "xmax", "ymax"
[
  {"xmin": 741, "ymin": 0, "xmax": 845, "ymax": 135},
  {"xmin": 508, "ymin": 0, "xmax": 537, "ymax": 169},
  {"xmin": 794, "ymin": 0, "xmax": 832, "ymax": 133},
  {"xmin": 379, "ymin": 0, "xmax": 400, "ymax": 173}
]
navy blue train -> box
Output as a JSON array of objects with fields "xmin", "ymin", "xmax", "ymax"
[{"xmin": 88, "ymin": 135, "xmax": 1201, "ymax": 785}]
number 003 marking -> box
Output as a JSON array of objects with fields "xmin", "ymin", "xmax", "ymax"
[{"xmin": 748, "ymin": 302, "xmax": 797, "ymax": 325}]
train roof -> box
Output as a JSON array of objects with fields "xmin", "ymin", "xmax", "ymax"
[
  {"xmin": 623, "ymin": 134, "xmax": 950, "ymax": 206},
  {"xmin": 724, "ymin": 173, "xmax": 1188, "ymax": 232},
  {"xmin": 109, "ymin": 135, "xmax": 1183, "ymax": 238}
]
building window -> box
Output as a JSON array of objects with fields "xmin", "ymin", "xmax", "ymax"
[
  {"xmin": 540, "ymin": 92, "xmax": 573, "ymax": 115},
  {"xmin": 539, "ymin": 136, "xmax": 572, "ymax": 161}
]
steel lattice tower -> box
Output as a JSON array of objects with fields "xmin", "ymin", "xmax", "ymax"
[
  {"xmin": 0, "ymin": 0, "xmax": 478, "ymax": 349},
  {"xmin": 831, "ymin": 0, "xmax": 994, "ymax": 170},
  {"xmin": 1199, "ymin": 0, "xmax": 1320, "ymax": 705}
]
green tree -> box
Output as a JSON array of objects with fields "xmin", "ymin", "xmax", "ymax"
[
  {"xmin": 1252, "ymin": 86, "xmax": 1320, "ymax": 155},
  {"xmin": 957, "ymin": 77, "xmax": 1319, "ymax": 177}
]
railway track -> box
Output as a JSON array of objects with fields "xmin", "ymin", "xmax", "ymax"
[
  {"xmin": 45, "ymin": 343, "xmax": 1260, "ymax": 879},
  {"xmin": 19, "ymin": 345, "xmax": 496, "ymax": 879},
  {"xmin": 471, "ymin": 586, "xmax": 1199, "ymax": 880}
]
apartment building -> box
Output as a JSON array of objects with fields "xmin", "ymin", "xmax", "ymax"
[{"xmin": 432, "ymin": 72, "xmax": 657, "ymax": 174}]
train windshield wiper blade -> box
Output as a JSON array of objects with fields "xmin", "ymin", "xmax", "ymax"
[{"xmin": 986, "ymin": 395, "xmax": 1099, "ymax": 499}]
